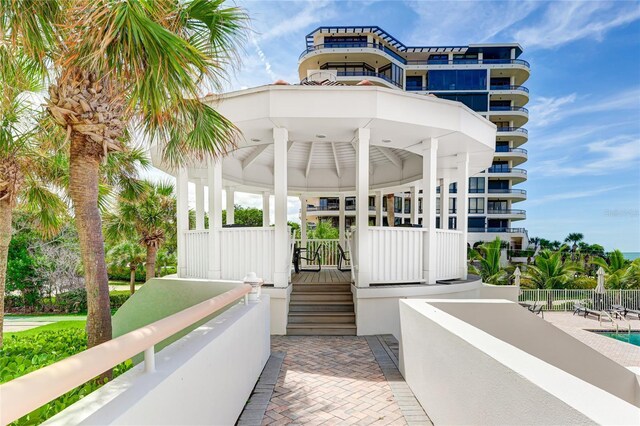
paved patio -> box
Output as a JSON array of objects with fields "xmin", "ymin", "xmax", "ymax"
[
  {"xmin": 239, "ymin": 336, "xmax": 431, "ymax": 426},
  {"xmin": 544, "ymin": 311, "xmax": 640, "ymax": 367}
]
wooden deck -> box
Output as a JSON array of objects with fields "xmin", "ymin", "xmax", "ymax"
[{"xmin": 291, "ymin": 269, "xmax": 352, "ymax": 284}]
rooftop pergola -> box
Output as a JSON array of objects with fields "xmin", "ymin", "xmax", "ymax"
[{"xmin": 151, "ymin": 84, "xmax": 496, "ymax": 287}]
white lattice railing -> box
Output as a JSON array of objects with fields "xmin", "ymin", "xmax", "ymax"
[
  {"xmin": 519, "ymin": 289, "xmax": 640, "ymax": 311},
  {"xmin": 434, "ymin": 229, "xmax": 463, "ymax": 280},
  {"xmin": 184, "ymin": 230, "xmax": 209, "ymax": 279}
]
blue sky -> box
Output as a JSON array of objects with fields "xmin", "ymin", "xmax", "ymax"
[{"xmin": 152, "ymin": 0, "xmax": 640, "ymax": 251}]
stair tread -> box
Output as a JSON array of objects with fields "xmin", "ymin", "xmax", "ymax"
[
  {"xmin": 287, "ymin": 323, "xmax": 356, "ymax": 329},
  {"xmin": 291, "ymin": 291, "xmax": 352, "ymax": 295},
  {"xmin": 289, "ymin": 312, "xmax": 355, "ymax": 316},
  {"xmin": 290, "ymin": 301, "xmax": 353, "ymax": 305}
]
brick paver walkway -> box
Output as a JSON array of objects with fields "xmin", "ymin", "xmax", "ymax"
[{"xmin": 241, "ymin": 336, "xmax": 430, "ymax": 426}]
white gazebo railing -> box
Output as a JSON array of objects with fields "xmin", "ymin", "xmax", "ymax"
[
  {"xmin": 220, "ymin": 228, "xmax": 275, "ymax": 282},
  {"xmin": 434, "ymin": 229, "xmax": 463, "ymax": 280},
  {"xmin": 294, "ymin": 239, "xmax": 346, "ymax": 267},
  {"xmin": 368, "ymin": 227, "xmax": 425, "ymax": 283},
  {"xmin": 349, "ymin": 227, "xmax": 465, "ymax": 285},
  {"xmin": 184, "ymin": 230, "xmax": 209, "ymax": 278}
]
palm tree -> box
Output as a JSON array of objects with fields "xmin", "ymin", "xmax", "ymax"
[
  {"xmin": 470, "ymin": 237, "xmax": 509, "ymax": 284},
  {"xmin": 107, "ymin": 240, "xmax": 145, "ymax": 294},
  {"xmin": 105, "ymin": 181, "xmax": 176, "ymax": 282},
  {"xmin": 591, "ymin": 249, "xmax": 630, "ymax": 289},
  {"xmin": 564, "ymin": 232, "xmax": 584, "ymax": 255},
  {"xmin": 524, "ymin": 249, "xmax": 581, "ymax": 289},
  {"xmin": 0, "ymin": 47, "xmax": 68, "ymax": 348},
  {"xmin": 621, "ymin": 259, "xmax": 640, "ymax": 289},
  {"xmin": 2, "ymin": 0, "xmax": 247, "ymax": 348}
]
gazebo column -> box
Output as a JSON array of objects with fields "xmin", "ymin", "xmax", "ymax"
[
  {"xmin": 410, "ymin": 185, "xmax": 419, "ymax": 224},
  {"xmin": 355, "ymin": 128, "xmax": 370, "ymax": 287},
  {"xmin": 176, "ymin": 168, "xmax": 189, "ymax": 277},
  {"xmin": 375, "ymin": 190, "xmax": 383, "ymax": 226},
  {"xmin": 207, "ymin": 159, "xmax": 223, "ymax": 279},
  {"xmin": 300, "ymin": 195, "xmax": 307, "ymax": 248},
  {"xmin": 441, "ymin": 177, "xmax": 450, "ymax": 229},
  {"xmin": 456, "ymin": 153, "xmax": 470, "ymax": 279},
  {"xmin": 273, "ymin": 127, "xmax": 289, "ymax": 287},
  {"xmin": 262, "ymin": 192, "xmax": 270, "ymax": 227},
  {"xmin": 225, "ymin": 187, "xmax": 235, "ymax": 225},
  {"xmin": 195, "ymin": 182, "xmax": 205, "ymax": 230},
  {"xmin": 338, "ymin": 193, "xmax": 346, "ymax": 246},
  {"xmin": 421, "ymin": 138, "xmax": 438, "ymax": 284}
]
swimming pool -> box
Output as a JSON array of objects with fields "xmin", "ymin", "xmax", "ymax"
[{"xmin": 599, "ymin": 331, "xmax": 640, "ymax": 347}]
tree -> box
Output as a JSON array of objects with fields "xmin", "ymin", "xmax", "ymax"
[
  {"xmin": 470, "ymin": 237, "xmax": 509, "ymax": 284},
  {"xmin": 107, "ymin": 240, "xmax": 145, "ymax": 294},
  {"xmin": 105, "ymin": 181, "xmax": 176, "ymax": 282},
  {"xmin": 223, "ymin": 206, "xmax": 264, "ymax": 227},
  {"xmin": 385, "ymin": 194, "xmax": 395, "ymax": 226},
  {"xmin": 524, "ymin": 249, "xmax": 581, "ymax": 289},
  {"xmin": 308, "ymin": 220, "xmax": 339, "ymax": 240},
  {"xmin": 621, "ymin": 259, "xmax": 640, "ymax": 289},
  {"xmin": 591, "ymin": 249, "xmax": 630, "ymax": 289},
  {"xmin": 564, "ymin": 232, "xmax": 584, "ymax": 251},
  {"xmin": 2, "ymin": 0, "xmax": 247, "ymax": 348},
  {"xmin": 0, "ymin": 47, "xmax": 68, "ymax": 347}
]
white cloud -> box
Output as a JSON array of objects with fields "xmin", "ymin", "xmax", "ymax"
[
  {"xmin": 528, "ymin": 183, "xmax": 636, "ymax": 206},
  {"xmin": 528, "ymin": 93, "xmax": 577, "ymax": 127},
  {"xmin": 512, "ymin": 1, "xmax": 640, "ymax": 50},
  {"xmin": 404, "ymin": 0, "xmax": 539, "ymax": 45},
  {"xmin": 257, "ymin": 0, "xmax": 336, "ymax": 42}
]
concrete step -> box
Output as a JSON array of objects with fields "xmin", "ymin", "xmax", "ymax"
[
  {"xmin": 287, "ymin": 323, "xmax": 357, "ymax": 336},
  {"xmin": 290, "ymin": 292, "xmax": 353, "ymax": 302},
  {"xmin": 288, "ymin": 312, "xmax": 356, "ymax": 324},
  {"xmin": 289, "ymin": 301, "xmax": 354, "ymax": 312}
]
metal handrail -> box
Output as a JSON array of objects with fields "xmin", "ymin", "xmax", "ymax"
[
  {"xmin": 487, "ymin": 167, "xmax": 528, "ymax": 174},
  {"xmin": 488, "ymin": 188, "xmax": 527, "ymax": 195},
  {"xmin": 599, "ymin": 309, "xmax": 619, "ymax": 334},
  {"xmin": 489, "ymin": 106, "xmax": 529, "ymax": 113},
  {"xmin": 497, "ymin": 127, "xmax": 529, "ymax": 134},
  {"xmin": 0, "ymin": 284, "xmax": 252, "ymax": 425},
  {"xmin": 490, "ymin": 85, "xmax": 529, "ymax": 92}
]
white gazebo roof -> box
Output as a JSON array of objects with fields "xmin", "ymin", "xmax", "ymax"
[{"xmin": 151, "ymin": 84, "xmax": 496, "ymax": 194}]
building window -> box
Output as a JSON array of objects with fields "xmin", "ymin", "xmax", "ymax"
[
  {"xmin": 437, "ymin": 93, "xmax": 488, "ymax": 112},
  {"xmin": 468, "ymin": 216, "xmax": 485, "ymax": 232},
  {"xmin": 449, "ymin": 198, "xmax": 456, "ymax": 214},
  {"xmin": 427, "ymin": 70, "xmax": 487, "ymax": 91},
  {"xmin": 449, "ymin": 182, "xmax": 457, "ymax": 193},
  {"xmin": 394, "ymin": 196, "xmax": 402, "ymax": 213},
  {"xmin": 469, "ymin": 198, "xmax": 485, "ymax": 214},
  {"xmin": 406, "ymin": 75, "xmax": 423, "ymax": 90},
  {"xmin": 469, "ymin": 177, "xmax": 485, "ymax": 193},
  {"xmin": 323, "ymin": 36, "xmax": 367, "ymax": 47}
]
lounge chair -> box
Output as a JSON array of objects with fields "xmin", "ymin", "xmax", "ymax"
[
  {"xmin": 612, "ymin": 304, "xmax": 640, "ymax": 319},
  {"xmin": 337, "ymin": 243, "xmax": 351, "ymax": 272},
  {"xmin": 573, "ymin": 301, "xmax": 602, "ymax": 320},
  {"xmin": 529, "ymin": 303, "xmax": 544, "ymax": 318}
]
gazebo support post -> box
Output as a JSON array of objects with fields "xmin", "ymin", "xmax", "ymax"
[
  {"xmin": 339, "ymin": 193, "xmax": 346, "ymax": 247},
  {"xmin": 207, "ymin": 159, "xmax": 223, "ymax": 279},
  {"xmin": 225, "ymin": 187, "xmax": 235, "ymax": 225},
  {"xmin": 195, "ymin": 182, "xmax": 205, "ymax": 230},
  {"xmin": 410, "ymin": 185, "xmax": 418, "ymax": 225},
  {"xmin": 456, "ymin": 152, "xmax": 470, "ymax": 279},
  {"xmin": 176, "ymin": 168, "xmax": 189, "ymax": 278},
  {"xmin": 441, "ymin": 177, "xmax": 450, "ymax": 230},
  {"xmin": 422, "ymin": 138, "xmax": 438, "ymax": 284},
  {"xmin": 273, "ymin": 127, "xmax": 289, "ymax": 288},
  {"xmin": 300, "ymin": 195, "xmax": 307, "ymax": 250},
  {"xmin": 375, "ymin": 190, "xmax": 383, "ymax": 226},
  {"xmin": 262, "ymin": 192, "xmax": 270, "ymax": 227},
  {"xmin": 355, "ymin": 128, "xmax": 370, "ymax": 287}
]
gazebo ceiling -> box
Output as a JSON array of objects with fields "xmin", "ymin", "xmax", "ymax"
[{"xmin": 151, "ymin": 84, "xmax": 496, "ymax": 193}]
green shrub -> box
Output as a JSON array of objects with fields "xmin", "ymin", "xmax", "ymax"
[
  {"xmin": 1, "ymin": 327, "xmax": 132, "ymax": 425},
  {"xmin": 55, "ymin": 289, "xmax": 131, "ymax": 313}
]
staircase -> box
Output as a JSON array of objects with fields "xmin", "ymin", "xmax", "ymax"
[{"xmin": 287, "ymin": 281, "xmax": 356, "ymax": 336}]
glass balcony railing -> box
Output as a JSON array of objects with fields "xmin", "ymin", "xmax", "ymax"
[
  {"xmin": 335, "ymin": 70, "xmax": 402, "ymax": 88},
  {"xmin": 489, "ymin": 85, "xmax": 529, "ymax": 93},
  {"xmin": 489, "ymin": 106, "xmax": 529, "ymax": 113},
  {"xmin": 300, "ymin": 44, "xmax": 531, "ymax": 69},
  {"xmin": 470, "ymin": 227, "xmax": 527, "ymax": 233},
  {"xmin": 487, "ymin": 209, "xmax": 526, "ymax": 215},
  {"xmin": 487, "ymin": 166, "xmax": 527, "ymax": 175},
  {"xmin": 487, "ymin": 188, "xmax": 527, "ymax": 195},
  {"xmin": 496, "ymin": 127, "xmax": 528, "ymax": 134},
  {"xmin": 495, "ymin": 147, "xmax": 528, "ymax": 154}
]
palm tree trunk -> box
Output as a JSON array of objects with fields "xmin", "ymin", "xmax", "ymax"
[
  {"xmin": 386, "ymin": 194, "xmax": 395, "ymax": 227},
  {"xmin": 146, "ymin": 245, "xmax": 158, "ymax": 282},
  {"xmin": 129, "ymin": 268, "xmax": 136, "ymax": 295},
  {"xmin": 69, "ymin": 134, "xmax": 112, "ymax": 348},
  {"xmin": 0, "ymin": 197, "xmax": 12, "ymax": 349}
]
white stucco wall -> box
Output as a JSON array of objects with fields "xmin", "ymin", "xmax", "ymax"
[
  {"xmin": 46, "ymin": 297, "xmax": 271, "ymax": 426},
  {"xmin": 262, "ymin": 286, "xmax": 291, "ymax": 335},
  {"xmin": 479, "ymin": 283, "xmax": 519, "ymax": 301},
  {"xmin": 400, "ymin": 299, "xmax": 640, "ymax": 425}
]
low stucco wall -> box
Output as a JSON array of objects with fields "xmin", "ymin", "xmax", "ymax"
[
  {"xmin": 353, "ymin": 280, "xmax": 482, "ymax": 338},
  {"xmin": 262, "ymin": 285, "xmax": 291, "ymax": 335},
  {"xmin": 400, "ymin": 299, "xmax": 640, "ymax": 425},
  {"xmin": 46, "ymin": 296, "xmax": 271, "ymax": 425},
  {"xmin": 479, "ymin": 283, "xmax": 519, "ymax": 301}
]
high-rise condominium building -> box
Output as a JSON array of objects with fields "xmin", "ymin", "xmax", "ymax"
[{"xmin": 297, "ymin": 26, "xmax": 529, "ymax": 249}]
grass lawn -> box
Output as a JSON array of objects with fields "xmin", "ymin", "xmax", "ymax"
[
  {"xmin": 109, "ymin": 280, "xmax": 143, "ymax": 286},
  {"xmin": 5, "ymin": 321, "xmax": 86, "ymax": 338}
]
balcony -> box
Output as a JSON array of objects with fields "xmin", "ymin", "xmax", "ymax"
[
  {"xmin": 489, "ymin": 106, "xmax": 528, "ymax": 114},
  {"xmin": 493, "ymin": 147, "xmax": 528, "ymax": 165},
  {"xmin": 334, "ymin": 70, "xmax": 403, "ymax": 88},
  {"xmin": 487, "ymin": 188, "xmax": 527, "ymax": 200},
  {"xmin": 489, "ymin": 85, "xmax": 529, "ymax": 93},
  {"xmin": 299, "ymin": 42, "xmax": 407, "ymax": 65},
  {"xmin": 469, "ymin": 227, "xmax": 527, "ymax": 233},
  {"xmin": 405, "ymin": 58, "xmax": 530, "ymax": 68},
  {"xmin": 496, "ymin": 127, "xmax": 528, "ymax": 143},
  {"xmin": 488, "ymin": 107, "xmax": 528, "ymax": 127},
  {"xmin": 487, "ymin": 208, "xmax": 526, "ymax": 219}
]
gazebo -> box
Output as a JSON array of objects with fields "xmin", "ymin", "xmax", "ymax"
[{"xmin": 151, "ymin": 83, "xmax": 496, "ymax": 333}]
